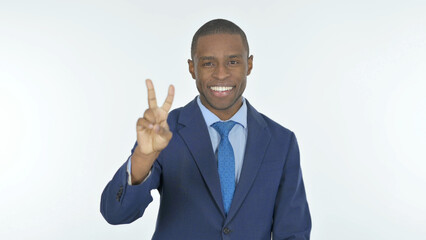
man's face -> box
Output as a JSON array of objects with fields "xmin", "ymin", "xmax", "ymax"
[{"xmin": 188, "ymin": 33, "xmax": 253, "ymax": 120}]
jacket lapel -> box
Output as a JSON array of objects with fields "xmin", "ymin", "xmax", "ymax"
[
  {"xmin": 225, "ymin": 101, "xmax": 271, "ymax": 223},
  {"xmin": 177, "ymin": 98, "xmax": 225, "ymax": 216},
  {"xmin": 176, "ymin": 98, "xmax": 271, "ymax": 220}
]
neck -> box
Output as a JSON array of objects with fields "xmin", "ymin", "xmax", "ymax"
[{"xmin": 200, "ymin": 97, "xmax": 243, "ymax": 121}]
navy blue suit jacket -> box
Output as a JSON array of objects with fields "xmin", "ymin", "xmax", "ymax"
[{"xmin": 101, "ymin": 98, "xmax": 311, "ymax": 239}]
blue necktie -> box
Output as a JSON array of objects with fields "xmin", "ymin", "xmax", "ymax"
[{"xmin": 212, "ymin": 121, "xmax": 237, "ymax": 214}]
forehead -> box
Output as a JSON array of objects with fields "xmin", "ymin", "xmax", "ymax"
[{"xmin": 194, "ymin": 33, "xmax": 246, "ymax": 58}]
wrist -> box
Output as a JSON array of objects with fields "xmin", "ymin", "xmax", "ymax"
[
  {"xmin": 132, "ymin": 147, "xmax": 159, "ymax": 162},
  {"xmin": 130, "ymin": 148, "xmax": 159, "ymax": 185}
]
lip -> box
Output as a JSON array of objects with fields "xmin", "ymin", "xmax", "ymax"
[{"xmin": 209, "ymin": 86, "xmax": 234, "ymax": 97}]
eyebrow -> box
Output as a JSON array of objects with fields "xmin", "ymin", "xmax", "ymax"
[
  {"xmin": 198, "ymin": 56, "xmax": 215, "ymax": 61},
  {"xmin": 228, "ymin": 54, "xmax": 243, "ymax": 59},
  {"xmin": 198, "ymin": 54, "xmax": 243, "ymax": 61}
]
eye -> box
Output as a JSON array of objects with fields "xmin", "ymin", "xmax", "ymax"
[
  {"xmin": 202, "ymin": 62, "xmax": 214, "ymax": 67},
  {"xmin": 228, "ymin": 60, "xmax": 239, "ymax": 65}
]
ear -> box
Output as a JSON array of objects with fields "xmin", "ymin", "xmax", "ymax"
[
  {"xmin": 246, "ymin": 55, "xmax": 253, "ymax": 76},
  {"xmin": 188, "ymin": 59, "xmax": 196, "ymax": 79}
]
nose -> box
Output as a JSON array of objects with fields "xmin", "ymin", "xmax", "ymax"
[{"xmin": 212, "ymin": 63, "xmax": 231, "ymax": 80}]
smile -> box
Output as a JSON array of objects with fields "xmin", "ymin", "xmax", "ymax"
[{"xmin": 209, "ymin": 86, "xmax": 233, "ymax": 92}]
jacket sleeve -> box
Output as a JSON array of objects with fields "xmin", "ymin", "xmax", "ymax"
[
  {"xmin": 100, "ymin": 143, "xmax": 162, "ymax": 225},
  {"xmin": 272, "ymin": 132, "xmax": 312, "ymax": 239}
]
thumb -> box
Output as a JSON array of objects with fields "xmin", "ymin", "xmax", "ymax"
[{"xmin": 154, "ymin": 124, "xmax": 173, "ymax": 141}]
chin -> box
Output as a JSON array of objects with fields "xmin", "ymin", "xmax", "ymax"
[
  {"xmin": 210, "ymin": 98, "xmax": 240, "ymax": 111},
  {"xmin": 211, "ymin": 104, "xmax": 233, "ymax": 111}
]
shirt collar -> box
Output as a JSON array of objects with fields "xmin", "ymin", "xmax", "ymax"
[{"xmin": 196, "ymin": 96, "xmax": 247, "ymax": 128}]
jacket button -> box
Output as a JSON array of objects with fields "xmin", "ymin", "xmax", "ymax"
[{"xmin": 223, "ymin": 227, "xmax": 231, "ymax": 234}]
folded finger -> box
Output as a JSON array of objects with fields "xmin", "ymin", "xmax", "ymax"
[
  {"xmin": 137, "ymin": 118, "xmax": 154, "ymax": 130},
  {"xmin": 155, "ymin": 126, "xmax": 173, "ymax": 141}
]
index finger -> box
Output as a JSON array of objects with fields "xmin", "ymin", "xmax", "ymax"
[
  {"xmin": 146, "ymin": 79, "xmax": 157, "ymax": 108},
  {"xmin": 161, "ymin": 84, "xmax": 175, "ymax": 112}
]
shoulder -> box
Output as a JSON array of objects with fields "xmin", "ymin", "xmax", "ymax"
[
  {"xmin": 247, "ymin": 101, "xmax": 296, "ymax": 143},
  {"xmin": 259, "ymin": 112, "xmax": 295, "ymax": 139},
  {"xmin": 247, "ymin": 102, "xmax": 300, "ymax": 160},
  {"xmin": 247, "ymin": 100, "xmax": 294, "ymax": 133},
  {"xmin": 165, "ymin": 97, "xmax": 203, "ymax": 131},
  {"xmin": 166, "ymin": 106, "xmax": 184, "ymax": 130}
]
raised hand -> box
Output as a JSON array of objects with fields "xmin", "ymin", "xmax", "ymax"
[
  {"xmin": 136, "ymin": 79, "xmax": 175, "ymax": 154},
  {"xmin": 131, "ymin": 79, "xmax": 174, "ymax": 184}
]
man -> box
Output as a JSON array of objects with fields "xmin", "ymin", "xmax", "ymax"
[{"xmin": 101, "ymin": 19, "xmax": 311, "ymax": 239}]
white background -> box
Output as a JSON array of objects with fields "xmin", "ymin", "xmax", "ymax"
[{"xmin": 1, "ymin": 0, "xmax": 425, "ymax": 239}]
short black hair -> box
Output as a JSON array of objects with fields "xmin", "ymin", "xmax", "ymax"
[{"xmin": 191, "ymin": 19, "xmax": 249, "ymax": 59}]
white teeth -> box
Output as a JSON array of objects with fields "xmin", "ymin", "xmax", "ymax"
[{"xmin": 210, "ymin": 86, "xmax": 233, "ymax": 92}]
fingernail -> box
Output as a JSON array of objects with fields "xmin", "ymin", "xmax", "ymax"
[{"xmin": 148, "ymin": 124, "xmax": 153, "ymax": 129}]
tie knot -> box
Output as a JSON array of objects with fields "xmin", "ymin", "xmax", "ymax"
[{"xmin": 212, "ymin": 121, "xmax": 237, "ymax": 138}]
